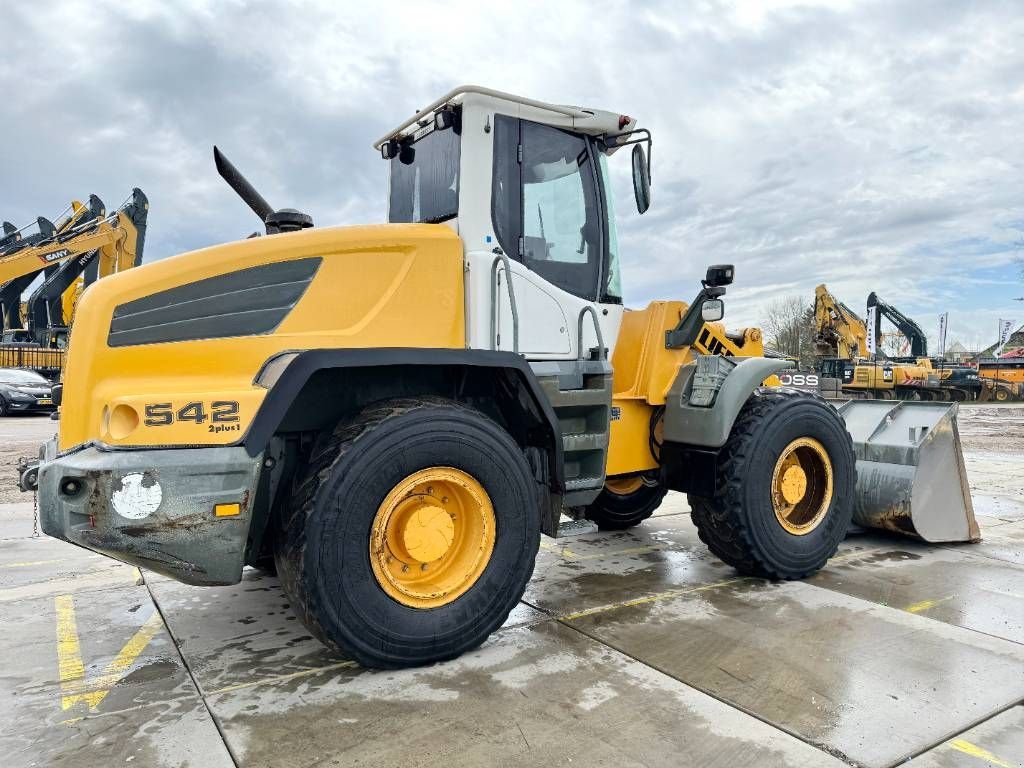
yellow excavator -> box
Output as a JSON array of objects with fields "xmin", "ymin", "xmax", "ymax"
[
  {"xmin": 0, "ymin": 190, "xmax": 148, "ymax": 377},
  {"xmin": 22, "ymin": 87, "xmax": 978, "ymax": 668},
  {"xmin": 814, "ymin": 284, "xmax": 980, "ymax": 401}
]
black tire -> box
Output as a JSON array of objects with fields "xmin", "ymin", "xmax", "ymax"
[
  {"xmin": 688, "ymin": 388, "xmax": 855, "ymax": 580},
  {"xmin": 584, "ymin": 477, "xmax": 667, "ymax": 530},
  {"xmin": 274, "ymin": 397, "xmax": 541, "ymax": 669},
  {"xmin": 0, "ymin": 398, "xmax": 7, "ymax": 417}
]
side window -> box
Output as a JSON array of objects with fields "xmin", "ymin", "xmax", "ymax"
[
  {"xmin": 520, "ymin": 121, "xmax": 602, "ymax": 300},
  {"xmin": 388, "ymin": 126, "xmax": 460, "ymax": 224},
  {"xmin": 491, "ymin": 115, "xmax": 520, "ymax": 257}
]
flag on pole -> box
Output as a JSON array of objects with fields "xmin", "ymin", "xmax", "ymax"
[
  {"xmin": 937, "ymin": 312, "xmax": 948, "ymax": 358},
  {"xmin": 995, "ymin": 319, "xmax": 1014, "ymax": 356},
  {"xmin": 865, "ymin": 306, "xmax": 877, "ymax": 357}
]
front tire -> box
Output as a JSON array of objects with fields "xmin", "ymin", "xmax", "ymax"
[
  {"xmin": 688, "ymin": 388, "xmax": 855, "ymax": 580},
  {"xmin": 275, "ymin": 397, "xmax": 541, "ymax": 669},
  {"xmin": 584, "ymin": 475, "xmax": 667, "ymax": 530}
]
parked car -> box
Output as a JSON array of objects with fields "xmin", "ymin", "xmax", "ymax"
[{"xmin": 0, "ymin": 368, "xmax": 55, "ymax": 416}]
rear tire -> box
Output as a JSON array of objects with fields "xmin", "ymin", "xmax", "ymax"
[
  {"xmin": 688, "ymin": 388, "xmax": 855, "ymax": 580},
  {"xmin": 584, "ymin": 475, "xmax": 667, "ymax": 530},
  {"xmin": 275, "ymin": 397, "xmax": 541, "ymax": 669}
]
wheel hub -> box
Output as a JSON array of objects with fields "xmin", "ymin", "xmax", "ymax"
[
  {"xmin": 771, "ymin": 437, "xmax": 833, "ymax": 536},
  {"xmin": 779, "ymin": 464, "xmax": 808, "ymax": 505},
  {"xmin": 401, "ymin": 502, "xmax": 455, "ymax": 563}
]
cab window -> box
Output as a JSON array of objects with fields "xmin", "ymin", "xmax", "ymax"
[
  {"xmin": 492, "ymin": 116, "xmax": 604, "ymax": 302},
  {"xmin": 388, "ymin": 126, "xmax": 460, "ymax": 224}
]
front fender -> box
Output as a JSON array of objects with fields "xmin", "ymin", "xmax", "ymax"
[{"xmin": 662, "ymin": 356, "xmax": 796, "ymax": 448}]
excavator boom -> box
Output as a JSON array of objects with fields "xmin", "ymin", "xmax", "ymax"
[{"xmin": 0, "ymin": 189, "xmax": 148, "ymax": 375}]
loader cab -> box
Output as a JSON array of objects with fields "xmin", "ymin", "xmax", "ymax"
[{"xmin": 380, "ymin": 87, "xmax": 648, "ymax": 360}]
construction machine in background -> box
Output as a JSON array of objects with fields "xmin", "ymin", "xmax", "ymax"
[
  {"xmin": 21, "ymin": 86, "xmax": 978, "ymax": 669},
  {"xmin": 0, "ymin": 190, "xmax": 148, "ymax": 378},
  {"xmin": 813, "ymin": 284, "xmax": 981, "ymax": 401},
  {"xmin": 865, "ymin": 292, "xmax": 982, "ymax": 401},
  {"xmin": 977, "ymin": 357, "xmax": 1024, "ymax": 401}
]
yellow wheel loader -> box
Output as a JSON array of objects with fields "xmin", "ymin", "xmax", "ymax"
[{"xmin": 21, "ymin": 87, "xmax": 977, "ymax": 669}]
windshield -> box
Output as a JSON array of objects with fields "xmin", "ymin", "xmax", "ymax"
[
  {"xmin": 0, "ymin": 368, "xmax": 46, "ymax": 385},
  {"xmin": 388, "ymin": 126, "xmax": 460, "ymax": 224}
]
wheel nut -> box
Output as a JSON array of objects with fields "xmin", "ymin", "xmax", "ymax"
[
  {"xmin": 402, "ymin": 564, "xmax": 409, "ymax": 573},
  {"xmin": 441, "ymin": 496, "xmax": 449, "ymax": 504},
  {"xmin": 421, "ymin": 563, "xmax": 428, "ymax": 571}
]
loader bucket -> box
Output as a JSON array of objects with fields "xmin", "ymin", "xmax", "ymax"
[{"xmin": 836, "ymin": 400, "xmax": 980, "ymax": 543}]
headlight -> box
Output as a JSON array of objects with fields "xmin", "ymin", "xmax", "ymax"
[{"xmin": 6, "ymin": 389, "xmax": 36, "ymax": 401}]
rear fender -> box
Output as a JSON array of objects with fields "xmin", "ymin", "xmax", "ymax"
[{"xmin": 244, "ymin": 348, "xmax": 565, "ymax": 515}]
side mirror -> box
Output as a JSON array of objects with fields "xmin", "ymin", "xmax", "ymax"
[
  {"xmin": 631, "ymin": 144, "xmax": 651, "ymax": 214},
  {"xmin": 701, "ymin": 299, "xmax": 724, "ymax": 322}
]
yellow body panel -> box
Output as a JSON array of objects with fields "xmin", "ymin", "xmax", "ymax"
[
  {"xmin": 979, "ymin": 364, "xmax": 1024, "ymax": 385},
  {"xmin": 605, "ymin": 301, "xmax": 768, "ymax": 478},
  {"xmin": 59, "ymin": 224, "xmax": 465, "ymax": 452}
]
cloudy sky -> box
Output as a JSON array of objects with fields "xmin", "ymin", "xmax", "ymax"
[{"xmin": 3, "ymin": 0, "xmax": 1022, "ymax": 351}]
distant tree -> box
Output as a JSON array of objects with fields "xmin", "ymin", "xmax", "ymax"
[{"xmin": 761, "ymin": 296, "xmax": 816, "ymax": 368}]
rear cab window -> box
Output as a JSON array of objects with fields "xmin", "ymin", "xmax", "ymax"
[{"xmin": 388, "ymin": 125, "xmax": 461, "ymax": 224}]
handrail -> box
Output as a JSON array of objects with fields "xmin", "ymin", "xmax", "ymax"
[
  {"xmin": 490, "ymin": 252, "xmax": 519, "ymax": 353},
  {"xmin": 577, "ymin": 305, "xmax": 606, "ymax": 361}
]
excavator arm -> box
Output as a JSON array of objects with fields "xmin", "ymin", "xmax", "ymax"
[
  {"xmin": 813, "ymin": 283, "xmax": 868, "ymax": 359},
  {"xmin": 0, "ymin": 190, "xmax": 147, "ymax": 345},
  {"xmin": 0, "ymin": 190, "xmax": 147, "ymax": 294},
  {"xmin": 866, "ymin": 291, "xmax": 928, "ymax": 357}
]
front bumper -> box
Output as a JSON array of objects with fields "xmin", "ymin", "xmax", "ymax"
[
  {"xmin": 5, "ymin": 398, "xmax": 56, "ymax": 414},
  {"xmin": 36, "ymin": 440, "xmax": 263, "ymax": 585}
]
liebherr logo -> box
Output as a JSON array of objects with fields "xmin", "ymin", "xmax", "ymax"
[{"xmin": 38, "ymin": 248, "xmax": 70, "ymax": 263}]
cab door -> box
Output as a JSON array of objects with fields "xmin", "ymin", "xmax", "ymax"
[{"xmin": 491, "ymin": 115, "xmax": 622, "ymax": 360}]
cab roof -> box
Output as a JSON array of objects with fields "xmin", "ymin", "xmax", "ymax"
[{"xmin": 374, "ymin": 85, "xmax": 636, "ymax": 149}]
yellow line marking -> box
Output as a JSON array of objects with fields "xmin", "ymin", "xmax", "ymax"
[
  {"xmin": 55, "ymin": 594, "xmax": 164, "ymax": 711},
  {"xmin": 561, "ymin": 577, "xmax": 749, "ymax": 622},
  {"xmin": 1, "ymin": 559, "xmax": 63, "ymax": 568},
  {"xmin": 539, "ymin": 541, "xmax": 580, "ymax": 559},
  {"xmin": 206, "ymin": 660, "xmax": 360, "ymax": 696},
  {"xmin": 905, "ymin": 595, "xmax": 955, "ymax": 614},
  {"xmin": 55, "ymin": 595, "xmax": 86, "ymax": 695},
  {"xmin": 949, "ymin": 739, "xmax": 1015, "ymax": 768}
]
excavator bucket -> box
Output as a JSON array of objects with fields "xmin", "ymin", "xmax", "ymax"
[{"xmin": 837, "ymin": 400, "xmax": 980, "ymax": 542}]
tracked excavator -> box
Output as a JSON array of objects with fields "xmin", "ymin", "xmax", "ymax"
[
  {"xmin": 0, "ymin": 190, "xmax": 148, "ymax": 376},
  {"xmin": 21, "ymin": 87, "xmax": 978, "ymax": 669},
  {"xmin": 866, "ymin": 292, "xmax": 982, "ymax": 401},
  {"xmin": 814, "ymin": 284, "xmax": 980, "ymax": 401}
]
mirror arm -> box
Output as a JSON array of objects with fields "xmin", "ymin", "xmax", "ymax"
[{"xmin": 665, "ymin": 285, "xmax": 726, "ymax": 349}]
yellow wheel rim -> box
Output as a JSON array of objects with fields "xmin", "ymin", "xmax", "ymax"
[
  {"xmin": 770, "ymin": 437, "xmax": 833, "ymax": 535},
  {"xmin": 605, "ymin": 475, "xmax": 646, "ymax": 495},
  {"xmin": 370, "ymin": 467, "xmax": 495, "ymax": 609}
]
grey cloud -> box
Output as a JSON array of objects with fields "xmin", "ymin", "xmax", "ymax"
[{"xmin": 1, "ymin": 0, "xmax": 1021, "ymax": 346}]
